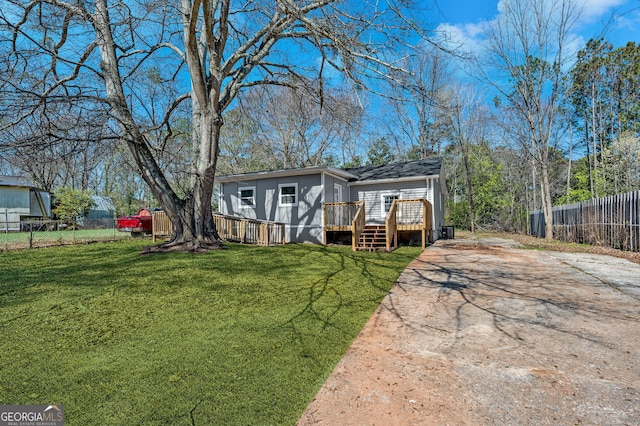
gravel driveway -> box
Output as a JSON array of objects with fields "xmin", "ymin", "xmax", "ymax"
[{"xmin": 298, "ymin": 238, "xmax": 640, "ymax": 425}]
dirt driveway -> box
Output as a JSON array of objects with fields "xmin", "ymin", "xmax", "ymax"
[{"xmin": 298, "ymin": 238, "xmax": 640, "ymax": 425}]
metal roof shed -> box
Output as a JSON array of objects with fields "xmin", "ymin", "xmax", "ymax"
[{"xmin": 0, "ymin": 176, "xmax": 51, "ymax": 231}]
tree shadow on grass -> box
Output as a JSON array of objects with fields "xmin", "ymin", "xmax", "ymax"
[{"xmin": 275, "ymin": 246, "xmax": 420, "ymax": 363}]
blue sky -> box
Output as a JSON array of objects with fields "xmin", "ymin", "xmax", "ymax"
[{"xmin": 432, "ymin": 0, "xmax": 640, "ymax": 50}]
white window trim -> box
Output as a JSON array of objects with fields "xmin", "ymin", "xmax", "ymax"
[
  {"xmin": 239, "ymin": 186, "xmax": 256, "ymax": 209},
  {"xmin": 278, "ymin": 183, "xmax": 298, "ymax": 207},
  {"xmin": 333, "ymin": 183, "xmax": 343, "ymax": 202},
  {"xmin": 381, "ymin": 193, "xmax": 400, "ymax": 218}
]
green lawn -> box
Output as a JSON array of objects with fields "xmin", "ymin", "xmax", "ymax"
[
  {"xmin": 0, "ymin": 228, "xmax": 130, "ymax": 250},
  {"xmin": 0, "ymin": 241, "xmax": 421, "ymax": 425}
]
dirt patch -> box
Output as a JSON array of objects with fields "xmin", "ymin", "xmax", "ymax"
[
  {"xmin": 478, "ymin": 231, "xmax": 640, "ymax": 265},
  {"xmin": 298, "ymin": 239, "xmax": 640, "ymax": 425}
]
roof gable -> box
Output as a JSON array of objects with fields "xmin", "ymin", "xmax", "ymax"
[
  {"xmin": 217, "ymin": 165, "xmax": 357, "ymax": 183},
  {"xmin": 216, "ymin": 158, "xmax": 443, "ymax": 184},
  {"xmin": 346, "ymin": 158, "xmax": 442, "ymax": 182}
]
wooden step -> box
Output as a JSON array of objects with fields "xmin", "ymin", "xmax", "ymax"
[{"xmin": 356, "ymin": 225, "xmax": 389, "ymax": 251}]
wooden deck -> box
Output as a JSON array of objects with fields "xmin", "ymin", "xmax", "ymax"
[
  {"xmin": 323, "ymin": 199, "xmax": 433, "ymax": 251},
  {"xmin": 152, "ymin": 211, "xmax": 285, "ymax": 246}
]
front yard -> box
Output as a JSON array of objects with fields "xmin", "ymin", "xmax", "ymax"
[{"xmin": 0, "ymin": 241, "xmax": 420, "ymax": 424}]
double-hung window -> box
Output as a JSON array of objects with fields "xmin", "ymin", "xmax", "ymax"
[
  {"xmin": 278, "ymin": 183, "xmax": 298, "ymax": 207},
  {"xmin": 239, "ymin": 186, "xmax": 256, "ymax": 208},
  {"xmin": 381, "ymin": 194, "xmax": 399, "ymax": 217}
]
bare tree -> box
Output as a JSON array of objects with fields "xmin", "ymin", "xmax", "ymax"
[
  {"xmin": 1, "ymin": 0, "xmax": 421, "ymax": 250},
  {"xmin": 386, "ymin": 44, "xmax": 452, "ymax": 158},
  {"xmin": 0, "ymin": 104, "xmax": 116, "ymax": 191},
  {"xmin": 235, "ymin": 82, "xmax": 363, "ymax": 170},
  {"xmin": 440, "ymin": 84, "xmax": 490, "ymax": 233},
  {"xmin": 481, "ymin": 0, "xmax": 582, "ymax": 239}
]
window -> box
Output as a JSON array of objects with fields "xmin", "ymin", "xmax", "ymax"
[
  {"xmin": 278, "ymin": 183, "xmax": 298, "ymax": 206},
  {"xmin": 333, "ymin": 183, "xmax": 343, "ymax": 202},
  {"xmin": 239, "ymin": 186, "xmax": 256, "ymax": 208},
  {"xmin": 381, "ymin": 194, "xmax": 399, "ymax": 217}
]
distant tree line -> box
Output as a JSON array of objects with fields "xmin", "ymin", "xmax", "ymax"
[{"xmin": 1, "ymin": 0, "xmax": 638, "ymax": 239}]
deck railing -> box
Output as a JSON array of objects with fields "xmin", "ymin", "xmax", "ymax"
[
  {"xmin": 387, "ymin": 199, "xmax": 433, "ymax": 249},
  {"xmin": 323, "ymin": 202, "xmax": 366, "ymax": 251},
  {"xmin": 323, "ymin": 201, "xmax": 364, "ymax": 231},
  {"xmin": 325, "ymin": 199, "xmax": 433, "ymax": 250},
  {"xmin": 152, "ymin": 210, "xmax": 285, "ymax": 246},
  {"xmin": 213, "ymin": 214, "xmax": 285, "ymax": 246},
  {"xmin": 351, "ymin": 203, "xmax": 366, "ymax": 251},
  {"xmin": 385, "ymin": 200, "xmax": 398, "ymax": 251}
]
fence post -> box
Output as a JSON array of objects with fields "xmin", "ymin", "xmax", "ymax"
[{"xmin": 29, "ymin": 227, "xmax": 33, "ymax": 249}]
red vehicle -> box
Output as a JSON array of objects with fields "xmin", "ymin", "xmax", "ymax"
[{"xmin": 117, "ymin": 208, "xmax": 153, "ymax": 237}]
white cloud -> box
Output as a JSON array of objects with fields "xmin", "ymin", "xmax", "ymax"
[
  {"xmin": 580, "ymin": 0, "xmax": 627, "ymax": 21},
  {"xmin": 434, "ymin": 0, "xmax": 636, "ymax": 69},
  {"xmin": 433, "ymin": 22, "xmax": 487, "ymax": 57},
  {"xmin": 494, "ymin": 0, "xmax": 629, "ymax": 26}
]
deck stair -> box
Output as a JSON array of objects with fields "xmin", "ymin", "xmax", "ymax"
[{"xmin": 357, "ymin": 225, "xmax": 389, "ymax": 251}]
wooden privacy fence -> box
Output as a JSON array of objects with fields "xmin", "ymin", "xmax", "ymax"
[
  {"xmin": 530, "ymin": 190, "xmax": 640, "ymax": 252},
  {"xmin": 152, "ymin": 211, "xmax": 285, "ymax": 246}
]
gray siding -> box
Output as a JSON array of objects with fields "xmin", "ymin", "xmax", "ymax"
[
  {"xmin": 322, "ymin": 174, "xmax": 349, "ymax": 203},
  {"xmin": 220, "ymin": 173, "xmax": 325, "ymax": 243},
  {"xmin": 431, "ymin": 177, "xmax": 445, "ymax": 233}
]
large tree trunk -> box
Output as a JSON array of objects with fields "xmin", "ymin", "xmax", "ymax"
[
  {"xmin": 95, "ymin": 0, "xmax": 221, "ymax": 250},
  {"xmin": 150, "ymin": 114, "xmax": 223, "ymax": 250}
]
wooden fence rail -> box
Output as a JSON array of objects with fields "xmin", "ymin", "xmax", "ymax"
[
  {"xmin": 152, "ymin": 211, "xmax": 285, "ymax": 246},
  {"xmin": 213, "ymin": 214, "xmax": 285, "ymax": 246},
  {"xmin": 530, "ymin": 190, "xmax": 640, "ymax": 252},
  {"xmin": 152, "ymin": 211, "xmax": 173, "ymax": 242}
]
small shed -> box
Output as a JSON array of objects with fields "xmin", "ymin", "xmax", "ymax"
[
  {"xmin": 0, "ymin": 176, "xmax": 51, "ymax": 231},
  {"xmin": 84, "ymin": 195, "xmax": 116, "ymax": 227}
]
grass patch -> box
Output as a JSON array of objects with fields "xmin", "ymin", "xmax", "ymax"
[
  {"xmin": 0, "ymin": 241, "xmax": 421, "ymax": 424},
  {"xmin": 0, "ymin": 229, "xmax": 131, "ymax": 251}
]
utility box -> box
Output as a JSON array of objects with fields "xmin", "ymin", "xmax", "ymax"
[{"xmin": 441, "ymin": 226, "xmax": 455, "ymax": 240}]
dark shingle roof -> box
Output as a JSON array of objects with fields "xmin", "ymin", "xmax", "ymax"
[{"xmin": 345, "ymin": 158, "xmax": 442, "ymax": 182}]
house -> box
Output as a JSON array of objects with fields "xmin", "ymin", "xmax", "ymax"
[
  {"xmin": 217, "ymin": 158, "xmax": 447, "ymax": 250},
  {"xmin": 0, "ymin": 176, "xmax": 51, "ymax": 231}
]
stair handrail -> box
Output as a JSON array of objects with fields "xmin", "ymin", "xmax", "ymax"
[
  {"xmin": 351, "ymin": 201, "xmax": 365, "ymax": 251},
  {"xmin": 385, "ymin": 199, "xmax": 398, "ymax": 251}
]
